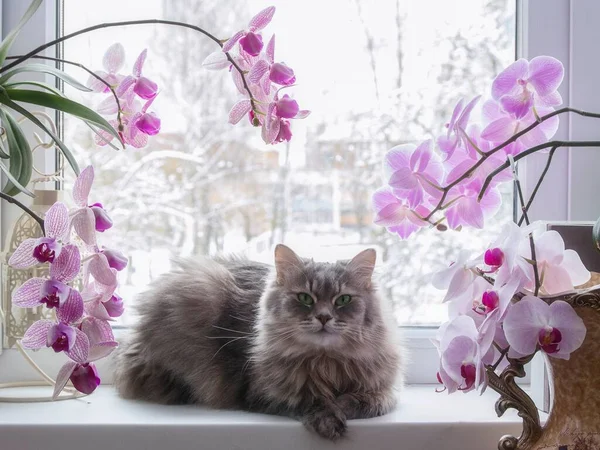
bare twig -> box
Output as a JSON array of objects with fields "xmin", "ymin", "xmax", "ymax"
[{"xmin": 0, "ymin": 191, "xmax": 44, "ymax": 234}]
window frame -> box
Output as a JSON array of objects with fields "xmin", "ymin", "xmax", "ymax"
[{"xmin": 4, "ymin": 0, "xmax": 590, "ymax": 391}]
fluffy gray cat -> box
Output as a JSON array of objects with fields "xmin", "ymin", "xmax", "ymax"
[{"xmin": 114, "ymin": 245, "xmax": 401, "ymax": 440}]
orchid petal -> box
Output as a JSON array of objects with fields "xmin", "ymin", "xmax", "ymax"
[
  {"xmin": 293, "ymin": 110, "xmax": 311, "ymax": 119},
  {"xmin": 222, "ymin": 31, "xmax": 245, "ymax": 53},
  {"xmin": 409, "ymin": 139, "xmax": 432, "ymax": 172},
  {"xmin": 443, "ymin": 266, "xmax": 476, "ymax": 303},
  {"xmin": 374, "ymin": 203, "xmax": 408, "ymax": 227},
  {"xmin": 548, "ymin": 300, "xmax": 586, "ymax": 359},
  {"xmin": 528, "ymin": 56, "xmax": 564, "ymax": 97},
  {"xmin": 88, "ymin": 255, "xmax": 117, "ymax": 286},
  {"xmin": 248, "ymin": 59, "xmax": 270, "ymax": 84},
  {"xmin": 115, "ymin": 75, "xmax": 135, "ymax": 97},
  {"xmin": 388, "ymin": 221, "xmax": 420, "ymax": 240},
  {"xmin": 266, "ymin": 35, "xmax": 275, "ymax": 63},
  {"xmin": 52, "ymin": 361, "xmax": 78, "ymax": 400},
  {"xmin": 57, "ymin": 289, "xmax": 84, "ymax": 324},
  {"xmin": 12, "ymin": 277, "xmax": 45, "ymax": 307},
  {"xmin": 562, "ymin": 249, "xmax": 591, "ymax": 287},
  {"xmin": 201, "ymin": 51, "xmax": 230, "ymax": 70},
  {"xmin": 65, "ymin": 328, "xmax": 90, "ymax": 364},
  {"xmin": 8, "ymin": 238, "xmax": 39, "ymax": 269},
  {"xmin": 504, "ymin": 296, "xmax": 548, "ymax": 355},
  {"xmin": 81, "ymin": 317, "xmax": 115, "ymax": 345},
  {"xmin": 49, "ymin": 244, "xmax": 81, "ymax": 283},
  {"xmin": 21, "ymin": 320, "xmax": 54, "ymax": 349},
  {"xmin": 102, "ymin": 43, "xmax": 125, "ymax": 74},
  {"xmin": 88, "ymin": 341, "xmax": 118, "ymax": 362},
  {"xmin": 447, "ymin": 99, "xmax": 464, "ymax": 135},
  {"xmin": 231, "ymin": 67, "xmax": 246, "ymax": 95},
  {"xmin": 132, "ymin": 49, "xmax": 147, "ymax": 77},
  {"xmin": 87, "ymin": 70, "xmax": 110, "ymax": 92},
  {"xmin": 249, "ymin": 6, "xmax": 276, "ymax": 31},
  {"xmin": 491, "ymin": 58, "xmax": 528, "ymax": 100},
  {"xmin": 96, "ymin": 96, "xmax": 119, "ymax": 115},
  {"xmin": 73, "ymin": 166, "xmax": 94, "ymax": 208},
  {"xmin": 389, "ymin": 167, "xmax": 419, "ymax": 190},
  {"xmin": 481, "ymin": 117, "xmax": 516, "ymax": 143},
  {"xmin": 228, "ymin": 99, "xmax": 252, "ymax": 125},
  {"xmin": 72, "ymin": 208, "xmax": 97, "ymax": 246}
]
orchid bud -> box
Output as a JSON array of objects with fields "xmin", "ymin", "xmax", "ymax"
[
  {"xmin": 484, "ymin": 247, "xmax": 504, "ymax": 267},
  {"xmin": 239, "ymin": 32, "xmax": 263, "ymax": 56},
  {"xmin": 33, "ymin": 237, "xmax": 61, "ymax": 263},
  {"xmin": 269, "ymin": 63, "xmax": 296, "ymax": 85},
  {"xmin": 275, "ymin": 119, "xmax": 292, "ymax": 143},
  {"xmin": 89, "ymin": 203, "xmax": 113, "ymax": 232},
  {"xmin": 275, "ymin": 94, "xmax": 299, "ymax": 119},
  {"xmin": 135, "ymin": 112, "xmax": 161, "ymax": 136},
  {"xmin": 104, "ymin": 294, "xmax": 124, "ymax": 318},
  {"xmin": 133, "ymin": 76, "xmax": 158, "ymax": 100},
  {"xmin": 70, "ymin": 363, "xmax": 101, "ymax": 395},
  {"xmin": 102, "ymin": 249, "xmax": 128, "ymax": 271}
]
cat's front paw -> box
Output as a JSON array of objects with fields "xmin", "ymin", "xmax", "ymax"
[{"xmin": 302, "ymin": 407, "xmax": 347, "ymax": 441}]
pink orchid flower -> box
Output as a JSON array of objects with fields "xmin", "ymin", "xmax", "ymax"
[
  {"xmin": 492, "ymin": 56, "xmax": 563, "ymax": 119},
  {"xmin": 82, "ymin": 269, "xmax": 119, "ymax": 320},
  {"xmin": 437, "ymin": 96, "xmax": 480, "ymax": 160},
  {"xmin": 436, "ymin": 315, "xmax": 495, "ymax": 393},
  {"xmin": 87, "ymin": 43, "xmax": 125, "ymax": 92},
  {"xmin": 133, "ymin": 96, "xmax": 161, "ymax": 137},
  {"xmin": 518, "ymin": 229, "xmax": 590, "ymax": 295},
  {"xmin": 9, "ymin": 202, "xmax": 69, "ymax": 267},
  {"xmin": 21, "ymin": 319, "xmax": 89, "ymax": 362},
  {"xmin": 222, "ymin": 6, "xmax": 276, "ymax": 56},
  {"xmin": 432, "ymin": 250, "xmax": 479, "ymax": 304},
  {"xmin": 444, "ymin": 178, "xmax": 502, "ymax": 230},
  {"xmin": 372, "ymin": 187, "xmax": 429, "ymax": 240},
  {"xmin": 52, "ymin": 316, "xmax": 117, "ymax": 399},
  {"xmin": 484, "ymin": 222, "xmax": 530, "ymax": 287},
  {"xmin": 261, "ymin": 92, "xmax": 310, "ymax": 145},
  {"xmin": 384, "ymin": 140, "xmax": 443, "ymax": 208},
  {"xmin": 71, "ymin": 166, "xmax": 113, "ymax": 247},
  {"xmin": 12, "ymin": 245, "xmax": 83, "ymax": 318},
  {"xmin": 117, "ymin": 49, "xmax": 158, "ymax": 100},
  {"xmin": 504, "ymin": 296, "xmax": 586, "ymax": 360},
  {"xmin": 248, "ymin": 36, "xmax": 296, "ymax": 95},
  {"xmin": 481, "ymin": 99, "xmax": 559, "ymax": 151}
]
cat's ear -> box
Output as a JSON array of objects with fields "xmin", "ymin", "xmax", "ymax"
[
  {"xmin": 274, "ymin": 244, "xmax": 303, "ymax": 284},
  {"xmin": 346, "ymin": 248, "xmax": 376, "ymax": 288}
]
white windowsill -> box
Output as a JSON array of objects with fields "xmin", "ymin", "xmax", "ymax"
[{"xmin": 0, "ymin": 385, "xmax": 543, "ymax": 450}]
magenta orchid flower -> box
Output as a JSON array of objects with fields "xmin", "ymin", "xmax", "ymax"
[
  {"xmin": 9, "ymin": 202, "xmax": 69, "ymax": 268},
  {"xmin": 518, "ymin": 229, "xmax": 590, "ymax": 295},
  {"xmin": 372, "ymin": 187, "xmax": 429, "ymax": 240},
  {"xmin": 87, "ymin": 43, "xmax": 125, "ymax": 92},
  {"xmin": 248, "ymin": 36, "xmax": 296, "ymax": 95},
  {"xmin": 432, "ymin": 250, "xmax": 479, "ymax": 304},
  {"xmin": 492, "ymin": 56, "xmax": 563, "ymax": 118},
  {"xmin": 444, "ymin": 178, "xmax": 502, "ymax": 230},
  {"xmin": 52, "ymin": 316, "xmax": 117, "ymax": 399},
  {"xmin": 384, "ymin": 140, "xmax": 443, "ymax": 208},
  {"xmin": 261, "ymin": 92, "xmax": 310, "ymax": 144},
  {"xmin": 71, "ymin": 166, "xmax": 113, "ymax": 246},
  {"xmin": 222, "ymin": 6, "xmax": 276, "ymax": 56},
  {"xmin": 21, "ymin": 319, "xmax": 89, "ymax": 362},
  {"xmin": 436, "ymin": 315, "xmax": 495, "ymax": 393},
  {"xmin": 12, "ymin": 244, "xmax": 82, "ymax": 315},
  {"xmin": 82, "ymin": 269, "xmax": 119, "ymax": 320},
  {"xmin": 116, "ymin": 49, "xmax": 158, "ymax": 100},
  {"xmin": 504, "ymin": 296, "xmax": 586, "ymax": 360},
  {"xmin": 101, "ymin": 248, "xmax": 128, "ymax": 271},
  {"xmin": 437, "ymin": 96, "xmax": 480, "ymax": 160}
]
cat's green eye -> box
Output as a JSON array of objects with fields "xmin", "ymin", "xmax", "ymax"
[
  {"xmin": 297, "ymin": 293, "xmax": 315, "ymax": 306},
  {"xmin": 335, "ymin": 294, "xmax": 352, "ymax": 307}
]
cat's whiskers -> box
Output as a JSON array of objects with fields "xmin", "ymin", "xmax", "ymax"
[
  {"xmin": 210, "ymin": 336, "xmax": 247, "ymax": 361},
  {"xmin": 211, "ymin": 325, "xmax": 252, "ymax": 335}
]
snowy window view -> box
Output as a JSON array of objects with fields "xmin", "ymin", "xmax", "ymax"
[{"xmin": 62, "ymin": 0, "xmax": 516, "ymax": 326}]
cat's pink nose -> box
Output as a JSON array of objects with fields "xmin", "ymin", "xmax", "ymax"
[{"xmin": 316, "ymin": 314, "xmax": 332, "ymax": 325}]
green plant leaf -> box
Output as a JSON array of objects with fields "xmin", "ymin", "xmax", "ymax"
[
  {"xmin": 0, "ymin": 0, "xmax": 43, "ymax": 66},
  {"xmin": 4, "ymin": 81, "xmax": 64, "ymax": 96},
  {"xmin": 0, "ymin": 63, "xmax": 92, "ymax": 92},
  {"xmin": 5, "ymin": 88, "xmax": 120, "ymax": 143},
  {"xmin": 0, "ymin": 94, "xmax": 80, "ymax": 176},
  {"xmin": 0, "ymin": 109, "xmax": 33, "ymax": 196}
]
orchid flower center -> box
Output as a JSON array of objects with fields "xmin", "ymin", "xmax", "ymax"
[
  {"xmin": 41, "ymin": 292, "xmax": 60, "ymax": 309},
  {"xmin": 538, "ymin": 326, "xmax": 562, "ymax": 354},
  {"xmin": 459, "ymin": 363, "xmax": 476, "ymax": 390},
  {"xmin": 32, "ymin": 237, "xmax": 60, "ymax": 263},
  {"xmin": 50, "ymin": 333, "xmax": 70, "ymax": 353}
]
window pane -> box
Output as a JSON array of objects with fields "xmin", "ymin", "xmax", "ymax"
[{"xmin": 62, "ymin": 0, "xmax": 516, "ymax": 326}]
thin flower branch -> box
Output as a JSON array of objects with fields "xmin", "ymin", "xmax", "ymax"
[
  {"xmin": 1, "ymin": 19, "xmax": 257, "ymax": 111},
  {"xmin": 423, "ymin": 108, "xmax": 600, "ymax": 222}
]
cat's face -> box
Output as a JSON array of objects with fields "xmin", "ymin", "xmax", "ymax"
[{"xmin": 260, "ymin": 245, "xmax": 381, "ymax": 352}]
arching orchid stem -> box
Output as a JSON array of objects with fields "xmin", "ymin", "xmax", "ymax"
[
  {"xmin": 423, "ymin": 108, "xmax": 600, "ymax": 222},
  {"xmin": 0, "ymin": 19, "xmax": 255, "ymax": 112},
  {"xmin": 490, "ymin": 343, "xmax": 510, "ymax": 371},
  {"xmin": 5, "ymin": 55, "xmax": 124, "ymax": 148},
  {"xmin": 478, "ymin": 140, "xmax": 600, "ymax": 202},
  {"xmin": 517, "ymin": 146, "xmax": 557, "ymax": 226},
  {"xmin": 0, "ymin": 191, "xmax": 45, "ymax": 234},
  {"xmin": 509, "ymin": 154, "xmax": 530, "ymax": 226}
]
